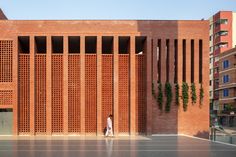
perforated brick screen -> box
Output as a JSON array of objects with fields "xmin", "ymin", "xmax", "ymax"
[
  {"xmin": 85, "ymin": 55, "xmax": 97, "ymax": 133},
  {"xmin": 0, "ymin": 90, "xmax": 13, "ymax": 106},
  {"xmin": 102, "ymin": 55, "xmax": 113, "ymax": 130},
  {"xmin": 52, "ymin": 55, "xmax": 64, "ymax": 133},
  {"xmin": 0, "ymin": 40, "xmax": 12, "ymax": 82},
  {"xmin": 35, "ymin": 55, "xmax": 46, "ymax": 134},
  {"xmin": 135, "ymin": 55, "xmax": 146, "ymax": 133},
  {"xmin": 118, "ymin": 55, "xmax": 130, "ymax": 133},
  {"xmin": 68, "ymin": 55, "xmax": 81, "ymax": 133},
  {"xmin": 18, "ymin": 55, "xmax": 30, "ymax": 133}
]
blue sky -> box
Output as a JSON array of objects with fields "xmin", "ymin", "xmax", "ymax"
[{"xmin": 0, "ymin": 0, "xmax": 236, "ymax": 20}]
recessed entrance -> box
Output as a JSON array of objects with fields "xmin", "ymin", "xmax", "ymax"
[{"xmin": 0, "ymin": 108, "xmax": 13, "ymax": 135}]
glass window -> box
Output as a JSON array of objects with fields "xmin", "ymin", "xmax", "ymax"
[
  {"xmin": 223, "ymin": 60, "xmax": 229, "ymax": 69},
  {"xmin": 223, "ymin": 89, "xmax": 229, "ymax": 97},
  {"xmin": 223, "ymin": 75, "xmax": 229, "ymax": 83}
]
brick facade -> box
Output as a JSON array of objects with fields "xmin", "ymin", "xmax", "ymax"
[{"xmin": 0, "ymin": 20, "xmax": 209, "ymax": 137}]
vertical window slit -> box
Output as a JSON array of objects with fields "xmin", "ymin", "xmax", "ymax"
[
  {"xmin": 183, "ymin": 39, "xmax": 186, "ymax": 82},
  {"xmin": 191, "ymin": 39, "xmax": 194, "ymax": 83}
]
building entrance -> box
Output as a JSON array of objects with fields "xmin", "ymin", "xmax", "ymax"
[{"xmin": 0, "ymin": 109, "xmax": 13, "ymax": 135}]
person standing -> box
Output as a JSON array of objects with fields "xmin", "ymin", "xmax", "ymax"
[{"xmin": 105, "ymin": 114, "xmax": 113, "ymax": 137}]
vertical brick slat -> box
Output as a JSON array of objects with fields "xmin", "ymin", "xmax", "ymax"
[
  {"xmin": 30, "ymin": 36, "xmax": 35, "ymax": 135},
  {"xmin": 46, "ymin": 36, "xmax": 52, "ymax": 135},
  {"xmin": 113, "ymin": 36, "xmax": 119, "ymax": 135},
  {"xmin": 80, "ymin": 36, "xmax": 85, "ymax": 135},
  {"xmin": 97, "ymin": 36, "xmax": 102, "ymax": 135},
  {"xmin": 63, "ymin": 36, "xmax": 68, "ymax": 134},
  {"xmin": 130, "ymin": 36, "xmax": 136, "ymax": 135}
]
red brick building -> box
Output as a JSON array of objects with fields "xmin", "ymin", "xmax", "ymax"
[{"xmin": 0, "ymin": 11, "xmax": 209, "ymax": 137}]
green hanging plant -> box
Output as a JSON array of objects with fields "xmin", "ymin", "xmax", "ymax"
[
  {"xmin": 200, "ymin": 84, "xmax": 204, "ymax": 106},
  {"xmin": 175, "ymin": 84, "xmax": 180, "ymax": 106},
  {"xmin": 157, "ymin": 83, "xmax": 163, "ymax": 111},
  {"xmin": 165, "ymin": 82, "xmax": 172, "ymax": 112},
  {"xmin": 182, "ymin": 82, "xmax": 189, "ymax": 112},
  {"xmin": 152, "ymin": 82, "xmax": 156, "ymax": 98},
  {"xmin": 191, "ymin": 83, "xmax": 197, "ymax": 104}
]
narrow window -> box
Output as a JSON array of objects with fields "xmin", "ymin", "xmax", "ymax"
[
  {"xmin": 166, "ymin": 39, "xmax": 169, "ymax": 82},
  {"xmin": 157, "ymin": 39, "xmax": 161, "ymax": 83},
  {"xmin": 102, "ymin": 36, "xmax": 113, "ymax": 54},
  {"xmin": 18, "ymin": 36, "xmax": 30, "ymax": 54},
  {"xmin": 174, "ymin": 39, "xmax": 178, "ymax": 83},
  {"xmin": 68, "ymin": 36, "xmax": 80, "ymax": 53},
  {"xmin": 119, "ymin": 36, "xmax": 130, "ymax": 54},
  {"xmin": 52, "ymin": 36, "xmax": 63, "ymax": 53},
  {"xmin": 85, "ymin": 36, "xmax": 97, "ymax": 54},
  {"xmin": 182, "ymin": 39, "xmax": 186, "ymax": 82},
  {"xmin": 191, "ymin": 39, "xmax": 194, "ymax": 83},
  {"xmin": 199, "ymin": 40, "xmax": 203, "ymax": 83},
  {"xmin": 135, "ymin": 36, "xmax": 146, "ymax": 54},
  {"xmin": 35, "ymin": 36, "xmax": 46, "ymax": 54},
  {"xmin": 223, "ymin": 89, "xmax": 229, "ymax": 97}
]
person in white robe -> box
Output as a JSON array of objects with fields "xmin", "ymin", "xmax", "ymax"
[{"xmin": 105, "ymin": 114, "xmax": 113, "ymax": 137}]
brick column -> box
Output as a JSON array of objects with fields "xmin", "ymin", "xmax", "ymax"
[
  {"xmin": 13, "ymin": 36, "xmax": 18, "ymax": 135},
  {"xmin": 130, "ymin": 36, "xmax": 136, "ymax": 135},
  {"xmin": 146, "ymin": 37, "xmax": 152, "ymax": 135},
  {"xmin": 63, "ymin": 36, "xmax": 68, "ymax": 134},
  {"xmin": 194, "ymin": 39, "xmax": 199, "ymax": 84},
  {"xmin": 160, "ymin": 39, "xmax": 166, "ymax": 83},
  {"xmin": 177, "ymin": 39, "xmax": 183, "ymax": 84},
  {"xmin": 152, "ymin": 38, "xmax": 158, "ymax": 82},
  {"xmin": 113, "ymin": 36, "xmax": 119, "ymax": 135},
  {"xmin": 46, "ymin": 36, "xmax": 52, "ymax": 135},
  {"xmin": 97, "ymin": 36, "xmax": 102, "ymax": 135},
  {"xmin": 169, "ymin": 39, "xmax": 175, "ymax": 84},
  {"xmin": 185, "ymin": 39, "xmax": 191, "ymax": 83},
  {"xmin": 30, "ymin": 36, "xmax": 35, "ymax": 135},
  {"xmin": 80, "ymin": 36, "xmax": 85, "ymax": 135}
]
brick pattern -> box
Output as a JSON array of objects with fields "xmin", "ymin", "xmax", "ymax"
[
  {"xmin": 85, "ymin": 55, "xmax": 97, "ymax": 133},
  {"xmin": 35, "ymin": 55, "xmax": 46, "ymax": 134},
  {"xmin": 135, "ymin": 54, "xmax": 146, "ymax": 133},
  {"xmin": 68, "ymin": 55, "xmax": 81, "ymax": 133},
  {"xmin": 102, "ymin": 55, "xmax": 113, "ymax": 130},
  {"xmin": 118, "ymin": 55, "xmax": 130, "ymax": 133},
  {"xmin": 52, "ymin": 55, "xmax": 63, "ymax": 133},
  {"xmin": 0, "ymin": 40, "xmax": 12, "ymax": 82},
  {"xmin": 18, "ymin": 55, "xmax": 30, "ymax": 133},
  {"xmin": 0, "ymin": 90, "xmax": 13, "ymax": 106}
]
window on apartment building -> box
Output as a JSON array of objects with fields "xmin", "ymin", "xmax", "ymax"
[
  {"xmin": 209, "ymin": 80, "xmax": 212, "ymax": 86},
  {"xmin": 223, "ymin": 75, "xmax": 229, "ymax": 83},
  {"xmin": 215, "ymin": 19, "xmax": 228, "ymax": 27},
  {"xmin": 215, "ymin": 31, "xmax": 228, "ymax": 38},
  {"xmin": 223, "ymin": 89, "xmax": 229, "ymax": 97},
  {"xmin": 223, "ymin": 60, "xmax": 229, "ymax": 69},
  {"xmin": 215, "ymin": 42, "xmax": 228, "ymax": 50}
]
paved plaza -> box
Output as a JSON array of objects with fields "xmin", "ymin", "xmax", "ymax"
[{"xmin": 0, "ymin": 135, "xmax": 235, "ymax": 157}]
